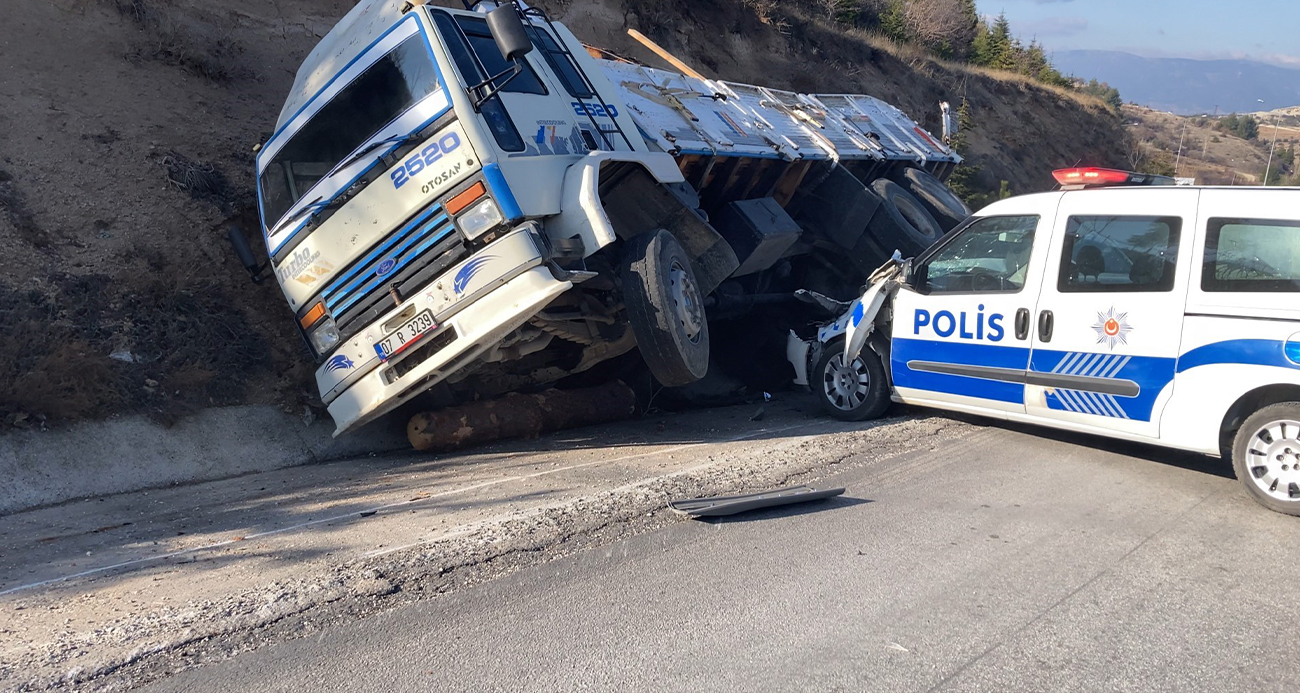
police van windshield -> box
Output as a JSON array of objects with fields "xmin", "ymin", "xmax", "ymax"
[{"xmin": 259, "ymin": 34, "xmax": 441, "ymax": 230}]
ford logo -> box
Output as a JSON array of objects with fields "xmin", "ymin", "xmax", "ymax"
[{"xmin": 376, "ymin": 258, "xmax": 398, "ymax": 277}]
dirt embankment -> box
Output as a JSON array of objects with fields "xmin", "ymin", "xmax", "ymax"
[{"xmin": 0, "ymin": 0, "xmax": 1126, "ymax": 430}]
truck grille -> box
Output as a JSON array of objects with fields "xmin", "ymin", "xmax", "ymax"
[{"xmin": 321, "ymin": 203, "xmax": 468, "ymax": 339}]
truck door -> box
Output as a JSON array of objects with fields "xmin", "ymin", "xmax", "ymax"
[
  {"xmin": 430, "ymin": 11, "xmax": 602, "ymax": 158},
  {"xmin": 890, "ymin": 212, "xmax": 1051, "ymax": 418},
  {"xmin": 1021, "ymin": 189, "xmax": 1198, "ymax": 438}
]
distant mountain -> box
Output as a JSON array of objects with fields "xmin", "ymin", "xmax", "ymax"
[{"xmin": 1052, "ymin": 50, "xmax": 1300, "ymax": 115}]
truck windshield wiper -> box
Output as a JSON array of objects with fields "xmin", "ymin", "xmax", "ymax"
[
  {"xmin": 277, "ymin": 195, "xmax": 328, "ymax": 230},
  {"xmin": 334, "ymin": 131, "xmax": 417, "ymax": 174}
]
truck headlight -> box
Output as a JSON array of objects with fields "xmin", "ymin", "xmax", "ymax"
[
  {"xmin": 309, "ymin": 317, "xmax": 341, "ymax": 354},
  {"xmin": 456, "ymin": 198, "xmax": 504, "ymax": 240}
]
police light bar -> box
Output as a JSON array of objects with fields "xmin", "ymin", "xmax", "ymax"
[{"xmin": 1052, "ymin": 167, "xmax": 1176, "ymax": 189}]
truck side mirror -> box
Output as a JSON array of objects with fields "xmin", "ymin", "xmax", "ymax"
[
  {"xmin": 227, "ymin": 225, "xmax": 268, "ymax": 284},
  {"xmin": 486, "ymin": 5, "xmax": 533, "ymax": 62},
  {"xmin": 940, "ymin": 101, "xmax": 957, "ymax": 144}
]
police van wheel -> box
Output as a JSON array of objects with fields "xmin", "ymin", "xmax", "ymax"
[
  {"xmin": 1231, "ymin": 402, "xmax": 1300, "ymax": 517},
  {"xmin": 813, "ymin": 337, "xmax": 889, "ymax": 422},
  {"xmin": 623, "ymin": 229, "xmax": 710, "ymax": 387}
]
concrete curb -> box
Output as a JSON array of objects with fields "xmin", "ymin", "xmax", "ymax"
[{"xmin": 0, "ymin": 406, "xmax": 410, "ymax": 516}]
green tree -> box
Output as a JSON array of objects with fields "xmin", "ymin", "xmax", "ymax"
[
  {"xmin": 878, "ymin": 0, "xmax": 909, "ymax": 43},
  {"xmin": 1219, "ymin": 114, "xmax": 1259, "ymax": 140},
  {"xmin": 1080, "ymin": 79, "xmax": 1123, "ymax": 112},
  {"xmin": 1275, "ymin": 145, "xmax": 1295, "ymax": 168},
  {"xmin": 969, "ymin": 19, "xmax": 994, "ymax": 66},
  {"xmin": 943, "ymin": 98, "xmax": 1003, "ymax": 210},
  {"xmin": 1142, "ymin": 149, "xmax": 1177, "ymax": 177},
  {"xmin": 989, "ymin": 14, "xmax": 1016, "ymax": 70}
]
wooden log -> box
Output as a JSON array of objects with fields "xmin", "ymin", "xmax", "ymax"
[{"xmin": 407, "ymin": 381, "xmax": 638, "ymax": 452}]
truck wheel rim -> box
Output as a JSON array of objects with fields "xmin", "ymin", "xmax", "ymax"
[
  {"xmin": 669, "ymin": 260, "xmax": 704, "ymax": 344},
  {"xmin": 1246, "ymin": 418, "xmax": 1300, "ymax": 502},
  {"xmin": 823, "ymin": 352, "xmax": 869, "ymax": 411}
]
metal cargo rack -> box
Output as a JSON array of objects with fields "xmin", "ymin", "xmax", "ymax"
[{"xmin": 598, "ymin": 59, "xmax": 960, "ymax": 209}]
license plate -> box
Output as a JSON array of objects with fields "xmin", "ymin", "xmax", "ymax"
[{"xmin": 374, "ymin": 310, "xmax": 436, "ymax": 361}]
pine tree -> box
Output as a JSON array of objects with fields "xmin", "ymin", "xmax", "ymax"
[
  {"xmin": 969, "ymin": 19, "xmax": 994, "ymax": 67},
  {"xmin": 879, "ymin": 0, "xmax": 909, "ymax": 43},
  {"xmin": 989, "ymin": 13, "xmax": 1015, "ymax": 70}
]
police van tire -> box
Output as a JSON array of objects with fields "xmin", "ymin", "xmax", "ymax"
[
  {"xmin": 1231, "ymin": 402, "xmax": 1300, "ymax": 517},
  {"xmin": 623, "ymin": 229, "xmax": 710, "ymax": 387},
  {"xmin": 890, "ymin": 166, "xmax": 971, "ymax": 232},
  {"xmin": 813, "ymin": 337, "xmax": 890, "ymax": 422},
  {"xmin": 867, "ymin": 178, "xmax": 945, "ymax": 257}
]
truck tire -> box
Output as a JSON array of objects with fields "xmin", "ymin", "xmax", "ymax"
[
  {"xmin": 867, "ymin": 178, "xmax": 944, "ymax": 257},
  {"xmin": 813, "ymin": 337, "xmax": 890, "ymax": 422},
  {"xmin": 891, "ymin": 166, "xmax": 971, "ymax": 231},
  {"xmin": 623, "ymin": 229, "xmax": 710, "ymax": 387},
  {"xmin": 1231, "ymin": 402, "xmax": 1300, "ymax": 517}
]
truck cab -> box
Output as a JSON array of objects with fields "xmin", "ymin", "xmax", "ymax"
[
  {"xmin": 796, "ymin": 169, "xmax": 1300, "ymax": 516},
  {"xmin": 250, "ymin": 1, "xmax": 698, "ymax": 435}
]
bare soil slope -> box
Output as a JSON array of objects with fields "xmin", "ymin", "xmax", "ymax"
[{"xmin": 0, "ymin": 0, "xmax": 1126, "ymax": 429}]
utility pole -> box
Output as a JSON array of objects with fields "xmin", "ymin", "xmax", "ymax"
[
  {"xmin": 1265, "ymin": 116, "xmax": 1281, "ymax": 186},
  {"xmin": 1201, "ymin": 104, "xmax": 1218, "ymax": 159},
  {"xmin": 1175, "ymin": 119, "xmax": 1188, "ymax": 175}
]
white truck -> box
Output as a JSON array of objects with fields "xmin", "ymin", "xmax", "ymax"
[{"xmin": 229, "ymin": 0, "xmax": 970, "ymax": 435}]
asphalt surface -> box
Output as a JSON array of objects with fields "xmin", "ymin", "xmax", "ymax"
[{"xmin": 140, "ymin": 421, "xmax": 1300, "ymax": 693}]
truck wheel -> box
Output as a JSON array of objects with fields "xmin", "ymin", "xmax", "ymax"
[
  {"xmin": 891, "ymin": 166, "xmax": 971, "ymax": 231},
  {"xmin": 813, "ymin": 337, "xmax": 889, "ymax": 422},
  {"xmin": 623, "ymin": 229, "xmax": 709, "ymax": 387},
  {"xmin": 867, "ymin": 178, "xmax": 944, "ymax": 257},
  {"xmin": 1231, "ymin": 402, "xmax": 1300, "ymax": 517}
]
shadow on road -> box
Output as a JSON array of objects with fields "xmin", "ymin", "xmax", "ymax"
[
  {"xmin": 930, "ymin": 407, "xmax": 1234, "ymax": 480},
  {"xmin": 697, "ymin": 495, "xmax": 874, "ymax": 524}
]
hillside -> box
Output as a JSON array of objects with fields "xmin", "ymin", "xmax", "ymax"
[
  {"xmin": 1122, "ymin": 105, "xmax": 1282, "ymax": 185},
  {"xmin": 1055, "ymin": 50, "xmax": 1300, "ymax": 115},
  {"xmin": 0, "ymin": 0, "xmax": 1127, "ymax": 429}
]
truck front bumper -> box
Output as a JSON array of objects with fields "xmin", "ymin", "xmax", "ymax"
[{"xmin": 321, "ymin": 225, "xmax": 572, "ymax": 436}]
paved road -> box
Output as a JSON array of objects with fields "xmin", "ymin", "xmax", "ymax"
[
  {"xmin": 143, "ymin": 422, "xmax": 1300, "ymax": 693},
  {"xmin": 3, "ymin": 402, "xmax": 956, "ymax": 689}
]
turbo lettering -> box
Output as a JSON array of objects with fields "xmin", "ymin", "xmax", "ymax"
[{"xmin": 277, "ymin": 246, "xmax": 320, "ymax": 283}]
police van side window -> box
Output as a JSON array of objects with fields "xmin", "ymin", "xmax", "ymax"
[
  {"xmin": 1203, "ymin": 218, "xmax": 1300, "ymax": 292},
  {"xmin": 1059, "ymin": 216, "xmax": 1181, "ymax": 293},
  {"xmin": 915, "ymin": 215, "xmax": 1039, "ymax": 294}
]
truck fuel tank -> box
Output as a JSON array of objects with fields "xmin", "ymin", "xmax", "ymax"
[{"xmin": 713, "ymin": 197, "xmax": 803, "ymax": 277}]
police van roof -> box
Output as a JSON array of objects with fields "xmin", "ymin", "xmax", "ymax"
[{"xmin": 1052, "ymin": 167, "xmax": 1177, "ymax": 189}]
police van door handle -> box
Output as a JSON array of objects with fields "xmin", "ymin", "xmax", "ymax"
[
  {"xmin": 1038, "ymin": 309, "xmax": 1054, "ymax": 342},
  {"xmin": 1014, "ymin": 308, "xmax": 1030, "ymax": 340}
]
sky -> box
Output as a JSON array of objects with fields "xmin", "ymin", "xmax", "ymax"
[{"xmin": 977, "ymin": 0, "xmax": 1300, "ymax": 67}]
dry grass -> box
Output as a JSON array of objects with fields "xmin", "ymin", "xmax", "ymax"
[
  {"xmin": 0, "ymin": 274, "xmax": 279, "ymax": 428},
  {"xmin": 1124, "ymin": 105, "xmax": 1271, "ymax": 183},
  {"xmin": 161, "ymin": 152, "xmax": 247, "ymax": 213},
  {"xmin": 779, "ymin": 12, "xmax": 1114, "ymax": 114}
]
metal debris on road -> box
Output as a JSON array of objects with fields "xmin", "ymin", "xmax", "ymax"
[{"xmin": 668, "ymin": 485, "xmax": 846, "ymax": 517}]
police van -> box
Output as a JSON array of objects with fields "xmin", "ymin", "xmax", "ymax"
[{"xmin": 789, "ymin": 168, "xmax": 1300, "ymax": 516}]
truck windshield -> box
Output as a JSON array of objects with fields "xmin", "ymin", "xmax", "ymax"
[{"xmin": 260, "ymin": 34, "xmax": 440, "ymax": 230}]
